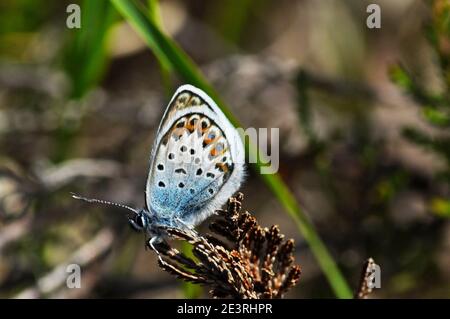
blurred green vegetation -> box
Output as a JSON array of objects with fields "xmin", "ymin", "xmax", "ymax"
[
  {"xmin": 390, "ymin": 0, "xmax": 450, "ymax": 219},
  {"xmin": 62, "ymin": 0, "xmax": 118, "ymax": 99}
]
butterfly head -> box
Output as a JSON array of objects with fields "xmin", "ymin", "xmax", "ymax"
[{"xmin": 128, "ymin": 208, "xmax": 151, "ymax": 232}]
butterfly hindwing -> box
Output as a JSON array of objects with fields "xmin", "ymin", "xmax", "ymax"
[{"xmin": 146, "ymin": 85, "xmax": 245, "ymax": 227}]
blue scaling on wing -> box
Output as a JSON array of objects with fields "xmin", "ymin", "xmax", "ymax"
[{"xmin": 147, "ymin": 113, "xmax": 234, "ymax": 228}]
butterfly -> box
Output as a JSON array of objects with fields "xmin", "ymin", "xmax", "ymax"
[{"xmin": 73, "ymin": 84, "xmax": 245, "ymax": 259}]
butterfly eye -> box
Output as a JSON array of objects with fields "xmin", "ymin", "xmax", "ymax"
[
  {"xmin": 129, "ymin": 212, "xmax": 147, "ymax": 231},
  {"xmin": 138, "ymin": 215, "xmax": 146, "ymax": 227}
]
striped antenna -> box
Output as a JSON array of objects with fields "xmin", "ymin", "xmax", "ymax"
[{"xmin": 71, "ymin": 192, "xmax": 139, "ymax": 215}]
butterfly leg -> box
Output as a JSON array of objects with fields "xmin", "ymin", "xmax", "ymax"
[{"xmin": 148, "ymin": 236, "xmax": 168, "ymax": 266}]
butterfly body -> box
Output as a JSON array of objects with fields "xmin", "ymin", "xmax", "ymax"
[{"xmin": 73, "ymin": 85, "xmax": 245, "ymax": 247}]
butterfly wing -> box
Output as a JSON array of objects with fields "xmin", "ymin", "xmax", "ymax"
[{"xmin": 146, "ymin": 85, "xmax": 245, "ymax": 227}]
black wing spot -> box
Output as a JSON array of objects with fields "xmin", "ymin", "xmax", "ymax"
[
  {"xmin": 157, "ymin": 164, "xmax": 164, "ymax": 171},
  {"xmin": 208, "ymin": 188, "xmax": 214, "ymax": 194},
  {"xmin": 180, "ymin": 145, "xmax": 187, "ymax": 152},
  {"xmin": 196, "ymin": 168, "xmax": 203, "ymax": 176},
  {"xmin": 175, "ymin": 168, "xmax": 187, "ymax": 174},
  {"xmin": 206, "ymin": 172, "xmax": 215, "ymax": 179},
  {"xmin": 168, "ymin": 153, "xmax": 175, "ymax": 160},
  {"xmin": 190, "ymin": 149, "xmax": 195, "ymax": 155},
  {"xmin": 158, "ymin": 181, "xmax": 166, "ymax": 187},
  {"xmin": 189, "ymin": 189, "xmax": 195, "ymax": 194},
  {"xmin": 178, "ymin": 182, "xmax": 185, "ymax": 188},
  {"xmin": 176, "ymin": 118, "xmax": 186, "ymax": 128}
]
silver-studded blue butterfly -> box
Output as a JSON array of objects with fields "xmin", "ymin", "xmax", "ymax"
[{"xmin": 73, "ymin": 84, "xmax": 245, "ymax": 258}]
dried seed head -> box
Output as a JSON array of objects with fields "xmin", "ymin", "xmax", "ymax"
[{"xmin": 152, "ymin": 193, "xmax": 302, "ymax": 298}]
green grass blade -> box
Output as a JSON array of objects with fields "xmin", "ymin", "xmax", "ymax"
[
  {"xmin": 111, "ymin": 0, "xmax": 353, "ymax": 298},
  {"xmin": 147, "ymin": 0, "xmax": 162, "ymax": 27},
  {"xmin": 64, "ymin": 0, "xmax": 117, "ymax": 98},
  {"xmin": 147, "ymin": 0, "xmax": 172, "ymax": 94},
  {"xmin": 56, "ymin": 0, "xmax": 117, "ymax": 162}
]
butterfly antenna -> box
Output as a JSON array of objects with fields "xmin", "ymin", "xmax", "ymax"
[{"xmin": 71, "ymin": 192, "xmax": 139, "ymax": 215}]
